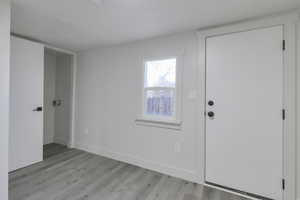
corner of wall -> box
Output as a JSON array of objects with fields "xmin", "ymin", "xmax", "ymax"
[
  {"xmin": 0, "ymin": 0, "xmax": 10, "ymax": 199},
  {"xmin": 75, "ymin": 142, "xmax": 199, "ymax": 184}
]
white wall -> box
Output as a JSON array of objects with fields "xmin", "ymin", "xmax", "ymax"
[
  {"xmin": 44, "ymin": 51, "xmax": 57, "ymax": 144},
  {"xmin": 297, "ymin": 20, "xmax": 300, "ymax": 200},
  {"xmin": 75, "ymin": 32, "xmax": 200, "ymax": 181},
  {"xmin": 0, "ymin": 0, "xmax": 10, "ymax": 199},
  {"xmin": 54, "ymin": 54, "xmax": 72, "ymax": 145},
  {"xmin": 75, "ymin": 19, "xmax": 300, "ymax": 198}
]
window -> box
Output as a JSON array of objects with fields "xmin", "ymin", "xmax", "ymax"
[{"xmin": 143, "ymin": 58, "xmax": 177, "ymax": 121}]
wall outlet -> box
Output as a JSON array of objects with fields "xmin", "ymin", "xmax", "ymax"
[
  {"xmin": 84, "ymin": 128, "xmax": 89, "ymax": 135},
  {"xmin": 174, "ymin": 142, "xmax": 181, "ymax": 153}
]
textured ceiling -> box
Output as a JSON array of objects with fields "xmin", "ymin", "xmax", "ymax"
[{"xmin": 12, "ymin": 0, "xmax": 300, "ymax": 51}]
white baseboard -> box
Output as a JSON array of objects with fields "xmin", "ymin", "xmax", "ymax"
[
  {"xmin": 75, "ymin": 143, "xmax": 199, "ymax": 183},
  {"xmin": 53, "ymin": 138, "xmax": 68, "ymax": 146},
  {"xmin": 75, "ymin": 143, "xmax": 99, "ymax": 154},
  {"xmin": 43, "ymin": 141, "xmax": 53, "ymax": 145},
  {"xmin": 204, "ymin": 183, "xmax": 261, "ymax": 200}
]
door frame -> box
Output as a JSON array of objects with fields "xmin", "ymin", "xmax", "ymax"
[
  {"xmin": 44, "ymin": 44, "xmax": 77, "ymax": 148},
  {"xmin": 297, "ymin": 21, "xmax": 300, "ymax": 200},
  {"xmin": 11, "ymin": 34, "xmax": 78, "ymax": 149},
  {"xmin": 196, "ymin": 13, "xmax": 298, "ymax": 200}
]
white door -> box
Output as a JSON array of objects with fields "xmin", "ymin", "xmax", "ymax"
[
  {"xmin": 205, "ymin": 26, "xmax": 283, "ymax": 200},
  {"xmin": 9, "ymin": 36, "xmax": 44, "ymax": 171}
]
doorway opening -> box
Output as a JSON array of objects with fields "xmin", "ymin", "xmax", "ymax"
[{"xmin": 43, "ymin": 48, "xmax": 74, "ymax": 160}]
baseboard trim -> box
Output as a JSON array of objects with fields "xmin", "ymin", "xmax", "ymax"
[
  {"xmin": 75, "ymin": 143, "xmax": 198, "ymax": 183},
  {"xmin": 53, "ymin": 139, "xmax": 68, "ymax": 146},
  {"xmin": 204, "ymin": 183, "xmax": 261, "ymax": 200}
]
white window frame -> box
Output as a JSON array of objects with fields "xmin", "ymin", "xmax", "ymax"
[{"xmin": 136, "ymin": 55, "xmax": 183, "ymax": 129}]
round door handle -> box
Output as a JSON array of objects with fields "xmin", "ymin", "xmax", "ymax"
[
  {"xmin": 207, "ymin": 111, "xmax": 214, "ymax": 117},
  {"xmin": 208, "ymin": 100, "xmax": 214, "ymax": 106}
]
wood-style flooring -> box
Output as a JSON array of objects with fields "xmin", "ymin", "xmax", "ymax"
[
  {"xmin": 9, "ymin": 146, "xmax": 249, "ymax": 200},
  {"xmin": 43, "ymin": 143, "xmax": 71, "ymax": 159}
]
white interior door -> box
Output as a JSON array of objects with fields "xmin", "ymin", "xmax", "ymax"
[
  {"xmin": 9, "ymin": 36, "xmax": 44, "ymax": 171},
  {"xmin": 205, "ymin": 26, "xmax": 283, "ymax": 200}
]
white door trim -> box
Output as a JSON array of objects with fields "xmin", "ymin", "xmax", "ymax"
[
  {"xmin": 11, "ymin": 34, "xmax": 78, "ymax": 149},
  {"xmin": 44, "ymin": 44, "xmax": 77, "ymax": 148},
  {"xmin": 197, "ymin": 13, "xmax": 298, "ymax": 200},
  {"xmin": 296, "ymin": 21, "xmax": 300, "ymax": 200}
]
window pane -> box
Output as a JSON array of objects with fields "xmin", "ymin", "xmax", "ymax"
[
  {"xmin": 145, "ymin": 58, "xmax": 176, "ymax": 88},
  {"xmin": 145, "ymin": 89, "xmax": 175, "ymax": 117}
]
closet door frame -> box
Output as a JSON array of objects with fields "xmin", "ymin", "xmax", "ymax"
[
  {"xmin": 11, "ymin": 35, "xmax": 78, "ymax": 149},
  {"xmin": 43, "ymin": 44, "xmax": 77, "ymax": 148},
  {"xmin": 196, "ymin": 13, "xmax": 298, "ymax": 200}
]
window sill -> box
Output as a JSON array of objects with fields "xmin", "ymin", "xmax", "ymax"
[{"xmin": 135, "ymin": 118, "xmax": 182, "ymax": 130}]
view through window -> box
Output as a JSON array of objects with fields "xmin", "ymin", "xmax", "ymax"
[{"xmin": 144, "ymin": 58, "xmax": 177, "ymax": 119}]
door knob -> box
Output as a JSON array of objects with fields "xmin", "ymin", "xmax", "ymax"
[
  {"xmin": 207, "ymin": 111, "xmax": 214, "ymax": 117},
  {"xmin": 208, "ymin": 100, "xmax": 214, "ymax": 106},
  {"xmin": 53, "ymin": 100, "xmax": 62, "ymax": 107},
  {"xmin": 33, "ymin": 106, "xmax": 43, "ymax": 112}
]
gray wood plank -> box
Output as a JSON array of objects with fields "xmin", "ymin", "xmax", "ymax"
[
  {"xmin": 9, "ymin": 148, "xmax": 250, "ymax": 200},
  {"xmin": 43, "ymin": 143, "xmax": 71, "ymax": 159}
]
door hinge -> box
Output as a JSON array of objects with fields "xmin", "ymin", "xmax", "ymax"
[
  {"xmin": 282, "ymin": 40, "xmax": 286, "ymax": 51},
  {"xmin": 282, "ymin": 109, "xmax": 286, "ymax": 120},
  {"xmin": 282, "ymin": 179, "xmax": 285, "ymax": 190}
]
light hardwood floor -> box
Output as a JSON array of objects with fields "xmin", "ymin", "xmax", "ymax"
[{"xmin": 9, "ymin": 147, "xmax": 249, "ymax": 200}]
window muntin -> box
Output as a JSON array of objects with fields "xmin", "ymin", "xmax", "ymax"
[{"xmin": 143, "ymin": 58, "xmax": 177, "ymax": 119}]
